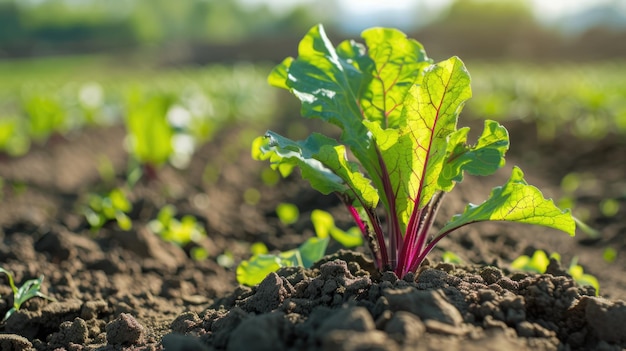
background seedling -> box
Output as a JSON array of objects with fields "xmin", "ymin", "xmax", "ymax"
[
  {"xmin": 275, "ymin": 203, "xmax": 299, "ymax": 226},
  {"xmin": 82, "ymin": 187, "xmax": 133, "ymax": 232},
  {"xmin": 148, "ymin": 205, "xmax": 207, "ymax": 254},
  {"xmin": 236, "ymin": 209, "xmax": 360, "ymax": 286},
  {"xmin": 511, "ymin": 250, "xmax": 600, "ymax": 295},
  {"xmin": 0, "ymin": 267, "xmax": 57, "ymax": 322}
]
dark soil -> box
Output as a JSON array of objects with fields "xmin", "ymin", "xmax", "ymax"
[{"xmin": 0, "ymin": 117, "xmax": 625, "ymax": 351}]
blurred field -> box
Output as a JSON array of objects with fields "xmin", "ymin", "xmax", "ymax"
[
  {"xmin": 1, "ymin": 56, "xmax": 625, "ymax": 158},
  {"xmin": 0, "ymin": 57, "xmax": 277, "ymax": 159}
]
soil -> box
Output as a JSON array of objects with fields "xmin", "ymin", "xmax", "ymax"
[{"xmin": 0, "ymin": 113, "xmax": 625, "ymax": 351}]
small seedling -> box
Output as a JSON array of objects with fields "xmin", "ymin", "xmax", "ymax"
[
  {"xmin": 511, "ymin": 250, "xmax": 600, "ymax": 295},
  {"xmin": 253, "ymin": 24, "xmax": 575, "ymax": 279},
  {"xmin": 603, "ymin": 247, "xmax": 617, "ymax": 263},
  {"xmin": 124, "ymin": 90, "xmax": 176, "ymax": 180},
  {"xmin": 0, "ymin": 267, "xmax": 57, "ymax": 322},
  {"xmin": 148, "ymin": 205, "xmax": 207, "ymax": 248},
  {"xmin": 276, "ymin": 203, "xmax": 299, "ymax": 225},
  {"xmin": 237, "ymin": 209, "xmax": 360, "ymax": 286},
  {"xmin": 82, "ymin": 187, "xmax": 133, "ymax": 231},
  {"xmin": 441, "ymin": 251, "xmax": 463, "ymax": 264}
]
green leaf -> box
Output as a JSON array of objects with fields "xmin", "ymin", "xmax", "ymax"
[
  {"xmin": 0, "ymin": 270, "xmax": 56, "ymax": 322},
  {"xmin": 115, "ymin": 211, "xmax": 132, "ymax": 231},
  {"xmin": 251, "ymin": 242, "xmax": 269, "ymax": 255},
  {"xmin": 330, "ymin": 227, "xmax": 364, "ymax": 248},
  {"xmin": 603, "ymin": 247, "xmax": 617, "ymax": 263},
  {"xmin": 373, "ymin": 56, "xmax": 472, "ymax": 230},
  {"xmin": 276, "ymin": 203, "xmax": 299, "ymax": 225},
  {"xmin": 267, "ymin": 57, "xmax": 293, "ymax": 90},
  {"xmin": 311, "ymin": 210, "xmax": 362, "ymax": 247},
  {"xmin": 439, "ymin": 120, "xmax": 509, "ymax": 191},
  {"xmin": 442, "ymin": 251, "xmax": 464, "ymax": 264},
  {"xmin": 511, "ymin": 250, "xmax": 550, "ymax": 273},
  {"xmin": 278, "ymin": 249, "xmax": 303, "ymax": 267},
  {"xmin": 360, "ymin": 27, "xmax": 432, "ymax": 129},
  {"xmin": 0, "ymin": 267, "xmax": 17, "ymax": 294},
  {"xmin": 568, "ymin": 264, "xmax": 600, "ymax": 295},
  {"xmin": 311, "ymin": 209, "xmax": 334, "ymax": 239},
  {"xmin": 109, "ymin": 188, "xmax": 132, "ymax": 212},
  {"xmin": 255, "ymin": 132, "xmax": 378, "ymax": 208},
  {"xmin": 125, "ymin": 92, "xmax": 174, "ymax": 167},
  {"xmin": 236, "ymin": 254, "xmax": 283, "ymax": 286},
  {"xmin": 439, "ymin": 166, "xmax": 576, "ymax": 236},
  {"xmin": 267, "ymin": 24, "xmax": 374, "ymax": 170},
  {"xmin": 298, "ymin": 236, "xmax": 330, "ymax": 268}
]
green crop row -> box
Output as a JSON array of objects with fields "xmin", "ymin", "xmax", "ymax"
[
  {"xmin": 0, "ymin": 59, "xmax": 277, "ymax": 164},
  {"xmin": 467, "ymin": 61, "xmax": 626, "ymax": 140}
]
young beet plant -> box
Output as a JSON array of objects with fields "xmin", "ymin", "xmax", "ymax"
[{"xmin": 253, "ymin": 24, "xmax": 576, "ymax": 278}]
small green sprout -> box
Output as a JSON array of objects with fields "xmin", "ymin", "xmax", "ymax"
[
  {"xmin": 0, "ymin": 267, "xmax": 57, "ymax": 322},
  {"xmin": 311, "ymin": 209, "xmax": 363, "ymax": 248},
  {"xmin": 236, "ymin": 210, "xmax": 360, "ymax": 286},
  {"xmin": 599, "ymin": 199, "xmax": 619, "ymax": 217},
  {"xmin": 511, "ymin": 250, "xmax": 600, "ymax": 295},
  {"xmin": 603, "ymin": 247, "xmax": 617, "ymax": 263},
  {"xmin": 260, "ymin": 168, "xmax": 280, "ymax": 186},
  {"xmin": 124, "ymin": 91, "xmax": 175, "ymax": 179},
  {"xmin": 148, "ymin": 205, "xmax": 207, "ymax": 249},
  {"xmin": 243, "ymin": 188, "xmax": 261, "ymax": 206},
  {"xmin": 276, "ymin": 203, "xmax": 299, "ymax": 225},
  {"xmin": 83, "ymin": 188, "xmax": 133, "ymax": 231},
  {"xmin": 441, "ymin": 251, "xmax": 464, "ymax": 264},
  {"xmin": 216, "ymin": 250, "xmax": 236, "ymax": 268}
]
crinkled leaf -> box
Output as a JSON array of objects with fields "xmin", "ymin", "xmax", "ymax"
[
  {"xmin": 374, "ymin": 56, "xmax": 472, "ymax": 230},
  {"xmin": 360, "ymin": 27, "xmax": 432, "ymax": 129},
  {"xmin": 267, "ymin": 24, "xmax": 375, "ymax": 171},
  {"xmin": 253, "ymin": 132, "xmax": 378, "ymax": 208},
  {"xmin": 438, "ymin": 120, "xmax": 509, "ymax": 191},
  {"xmin": 439, "ymin": 166, "xmax": 576, "ymax": 236}
]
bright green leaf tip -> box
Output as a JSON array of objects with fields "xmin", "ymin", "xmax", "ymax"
[{"xmin": 440, "ymin": 166, "xmax": 576, "ymax": 237}]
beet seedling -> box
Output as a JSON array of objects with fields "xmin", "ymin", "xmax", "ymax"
[
  {"xmin": 0, "ymin": 267, "xmax": 57, "ymax": 322},
  {"xmin": 253, "ymin": 24, "xmax": 575, "ymax": 278},
  {"xmin": 237, "ymin": 209, "xmax": 360, "ymax": 286},
  {"xmin": 82, "ymin": 187, "xmax": 133, "ymax": 232},
  {"xmin": 149, "ymin": 205, "xmax": 206, "ymax": 246},
  {"xmin": 511, "ymin": 250, "xmax": 599, "ymax": 295}
]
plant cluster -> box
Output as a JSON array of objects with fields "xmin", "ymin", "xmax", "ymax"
[{"xmin": 254, "ymin": 24, "xmax": 575, "ymax": 278}]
